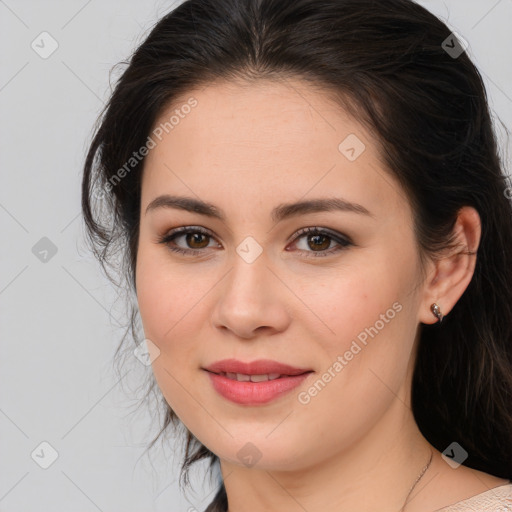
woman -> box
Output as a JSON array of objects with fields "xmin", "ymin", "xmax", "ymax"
[{"xmin": 81, "ymin": 0, "xmax": 512, "ymax": 510}]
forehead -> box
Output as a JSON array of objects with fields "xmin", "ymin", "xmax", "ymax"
[
  {"xmin": 150, "ymin": 78, "xmax": 370, "ymax": 150},
  {"xmin": 141, "ymin": 78, "xmax": 405, "ymax": 221}
]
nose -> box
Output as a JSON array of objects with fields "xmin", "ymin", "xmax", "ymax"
[{"xmin": 211, "ymin": 246, "xmax": 291, "ymax": 339}]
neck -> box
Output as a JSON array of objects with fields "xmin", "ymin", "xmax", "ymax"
[{"xmin": 220, "ymin": 382, "xmax": 436, "ymax": 512}]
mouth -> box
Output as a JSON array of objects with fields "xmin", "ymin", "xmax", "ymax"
[
  {"xmin": 203, "ymin": 358, "xmax": 313, "ymax": 377},
  {"xmin": 202, "ymin": 359, "xmax": 314, "ymax": 405},
  {"xmin": 206, "ymin": 371, "xmax": 311, "ymax": 382}
]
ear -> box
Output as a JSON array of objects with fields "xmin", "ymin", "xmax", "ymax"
[{"xmin": 418, "ymin": 206, "xmax": 481, "ymax": 325}]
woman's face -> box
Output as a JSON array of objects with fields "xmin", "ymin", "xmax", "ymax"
[{"xmin": 135, "ymin": 78, "xmax": 429, "ymax": 471}]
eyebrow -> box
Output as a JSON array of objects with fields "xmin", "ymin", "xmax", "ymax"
[{"xmin": 145, "ymin": 194, "xmax": 374, "ymax": 223}]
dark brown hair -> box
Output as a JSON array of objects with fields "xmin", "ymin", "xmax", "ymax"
[{"xmin": 81, "ymin": 0, "xmax": 512, "ymax": 510}]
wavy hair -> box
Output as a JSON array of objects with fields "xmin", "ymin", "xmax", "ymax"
[{"xmin": 81, "ymin": 0, "xmax": 512, "ymax": 510}]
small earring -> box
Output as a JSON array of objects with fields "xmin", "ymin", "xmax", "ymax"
[{"xmin": 430, "ymin": 303, "xmax": 444, "ymax": 323}]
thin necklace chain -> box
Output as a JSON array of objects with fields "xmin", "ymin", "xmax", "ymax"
[
  {"xmin": 400, "ymin": 449, "xmax": 434, "ymax": 512},
  {"xmin": 224, "ymin": 449, "xmax": 434, "ymax": 512}
]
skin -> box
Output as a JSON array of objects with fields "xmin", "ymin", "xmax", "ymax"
[{"xmin": 135, "ymin": 78, "xmax": 509, "ymax": 512}]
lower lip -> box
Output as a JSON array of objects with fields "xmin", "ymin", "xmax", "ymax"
[{"xmin": 205, "ymin": 371, "xmax": 312, "ymax": 405}]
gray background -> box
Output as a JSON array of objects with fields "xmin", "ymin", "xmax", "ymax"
[{"xmin": 0, "ymin": 1, "xmax": 510, "ymax": 511}]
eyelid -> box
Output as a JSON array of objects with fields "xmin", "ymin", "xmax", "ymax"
[
  {"xmin": 286, "ymin": 226, "xmax": 352, "ymax": 245},
  {"xmin": 160, "ymin": 225, "xmax": 220, "ymax": 247},
  {"xmin": 157, "ymin": 225, "xmax": 353, "ymax": 257}
]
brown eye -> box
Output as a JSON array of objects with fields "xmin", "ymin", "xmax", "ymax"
[
  {"xmin": 288, "ymin": 226, "xmax": 353, "ymax": 258},
  {"xmin": 306, "ymin": 233, "xmax": 331, "ymax": 251},
  {"xmin": 185, "ymin": 232, "xmax": 211, "ymax": 249},
  {"xmin": 158, "ymin": 225, "xmax": 352, "ymax": 258},
  {"xmin": 157, "ymin": 226, "xmax": 220, "ymax": 255}
]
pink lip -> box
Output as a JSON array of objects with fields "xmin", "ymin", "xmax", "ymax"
[
  {"xmin": 203, "ymin": 358, "xmax": 311, "ymax": 376},
  {"xmin": 203, "ymin": 359, "xmax": 313, "ymax": 405}
]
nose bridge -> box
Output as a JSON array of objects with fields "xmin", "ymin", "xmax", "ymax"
[
  {"xmin": 227, "ymin": 237, "xmax": 273, "ymax": 301},
  {"xmin": 211, "ymin": 236, "xmax": 290, "ymax": 336}
]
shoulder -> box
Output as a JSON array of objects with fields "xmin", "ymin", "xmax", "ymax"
[
  {"xmin": 435, "ymin": 483, "xmax": 512, "ymax": 512},
  {"xmin": 411, "ymin": 450, "xmax": 512, "ymax": 512}
]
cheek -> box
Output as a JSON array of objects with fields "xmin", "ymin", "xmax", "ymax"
[
  {"xmin": 286, "ymin": 279, "xmax": 414, "ymax": 463},
  {"xmin": 301, "ymin": 267, "xmax": 401, "ymax": 354},
  {"xmin": 136, "ymin": 244, "xmax": 205, "ymax": 342},
  {"xmin": 136, "ymin": 257, "xmax": 169, "ymax": 341},
  {"xmin": 304, "ymin": 250, "xmax": 418, "ymax": 401},
  {"xmin": 135, "ymin": 244, "xmax": 218, "ymax": 379},
  {"xmin": 135, "ymin": 250, "xmax": 207, "ymax": 422}
]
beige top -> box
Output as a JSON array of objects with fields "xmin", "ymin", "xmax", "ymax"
[{"xmin": 435, "ymin": 483, "xmax": 512, "ymax": 511}]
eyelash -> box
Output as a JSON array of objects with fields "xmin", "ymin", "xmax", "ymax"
[{"xmin": 157, "ymin": 225, "xmax": 353, "ymax": 258}]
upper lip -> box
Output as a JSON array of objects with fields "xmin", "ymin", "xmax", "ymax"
[{"xmin": 203, "ymin": 358, "xmax": 312, "ymax": 376}]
